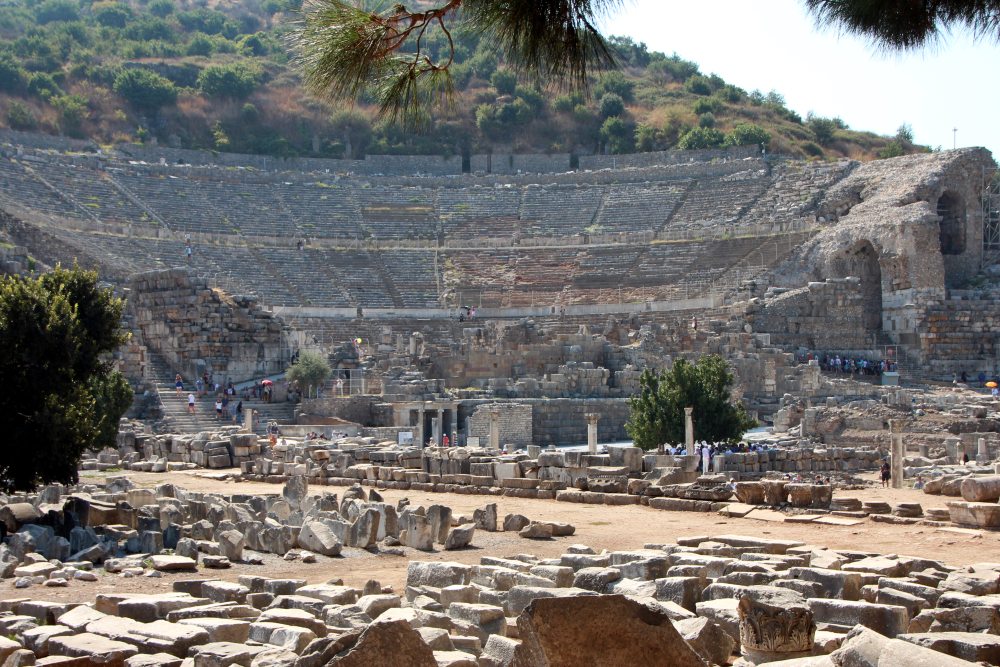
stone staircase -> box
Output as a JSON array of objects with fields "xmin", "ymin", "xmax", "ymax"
[{"xmin": 145, "ymin": 352, "xmax": 222, "ymax": 434}]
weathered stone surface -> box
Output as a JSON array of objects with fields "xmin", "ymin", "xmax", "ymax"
[
  {"xmin": 510, "ymin": 594, "xmax": 705, "ymax": 667},
  {"xmin": 674, "ymin": 616, "xmax": 734, "ymax": 666},
  {"xmin": 443, "ymin": 524, "xmax": 475, "ymax": 550},
  {"xmin": 959, "ymin": 475, "xmax": 1000, "ymax": 502},
  {"xmin": 898, "ymin": 631, "xmax": 1000, "ymax": 664},
  {"xmin": 149, "ymin": 555, "xmax": 197, "ymax": 572},
  {"xmin": 297, "ymin": 520, "xmax": 343, "ymax": 557},
  {"xmin": 947, "ymin": 501, "xmax": 1000, "ymax": 528},
  {"xmin": 322, "ymin": 619, "xmax": 436, "ymax": 666},
  {"xmin": 738, "ymin": 587, "xmax": 815, "ymax": 664}
]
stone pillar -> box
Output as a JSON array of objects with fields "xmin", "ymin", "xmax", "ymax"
[
  {"xmin": 488, "ymin": 406, "xmax": 501, "ymax": 450},
  {"xmin": 417, "ymin": 408, "xmax": 426, "ymax": 448},
  {"xmin": 432, "ymin": 412, "xmax": 442, "ymax": 447},
  {"xmin": 889, "ymin": 419, "xmax": 903, "ymax": 489},
  {"xmin": 243, "ymin": 408, "xmax": 255, "ymax": 433},
  {"xmin": 684, "ymin": 407, "xmax": 694, "ymax": 451},
  {"xmin": 978, "ymin": 437, "xmax": 989, "ymax": 464},
  {"xmin": 585, "ymin": 413, "xmax": 599, "ymax": 454}
]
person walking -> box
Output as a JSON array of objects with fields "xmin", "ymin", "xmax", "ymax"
[
  {"xmin": 187, "ymin": 392, "xmax": 196, "ymax": 414},
  {"xmin": 175, "ymin": 374, "xmax": 183, "ymax": 396},
  {"xmin": 880, "ymin": 460, "xmax": 891, "ymax": 488}
]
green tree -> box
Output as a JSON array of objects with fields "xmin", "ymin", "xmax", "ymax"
[
  {"xmin": 5, "ymin": 100, "xmax": 37, "ymax": 130},
  {"xmin": 52, "ymin": 94, "xmax": 89, "ymax": 137},
  {"xmin": 92, "ymin": 2, "xmax": 133, "ymax": 28},
  {"xmin": 625, "ymin": 355, "xmax": 756, "ymax": 451},
  {"xmin": 724, "ymin": 122, "xmax": 770, "ymax": 148},
  {"xmin": 677, "ymin": 126, "xmax": 724, "ymax": 150},
  {"xmin": 197, "ymin": 62, "xmax": 262, "ymax": 99},
  {"xmin": 807, "ymin": 113, "xmax": 838, "ymax": 146},
  {"xmin": 0, "ymin": 52, "xmax": 26, "ymax": 93},
  {"xmin": 113, "ymin": 68, "xmax": 178, "ymax": 113},
  {"xmin": 490, "ymin": 69, "xmax": 517, "ymax": 95},
  {"xmin": 0, "ymin": 266, "xmax": 132, "ymax": 492},
  {"xmin": 895, "ymin": 123, "xmax": 914, "ymax": 144},
  {"xmin": 806, "ymin": 0, "xmax": 1000, "ymax": 50},
  {"xmin": 600, "ymin": 115, "xmax": 633, "ymax": 153},
  {"xmin": 598, "ymin": 92, "xmax": 624, "ymax": 118},
  {"xmin": 286, "ymin": 350, "xmax": 331, "ymax": 398},
  {"xmin": 292, "ymin": 0, "xmax": 617, "ymax": 123}
]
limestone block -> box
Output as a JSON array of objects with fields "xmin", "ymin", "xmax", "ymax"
[
  {"xmin": 947, "ymin": 501, "xmax": 1000, "ymax": 528},
  {"xmin": 959, "ymin": 475, "xmax": 1000, "ymax": 502}
]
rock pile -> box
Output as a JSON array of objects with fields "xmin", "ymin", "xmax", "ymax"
[{"xmin": 2, "ymin": 532, "xmax": 998, "ymax": 665}]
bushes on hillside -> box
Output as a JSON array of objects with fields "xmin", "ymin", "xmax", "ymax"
[
  {"xmin": 113, "ymin": 68, "xmax": 177, "ymax": 113},
  {"xmin": 197, "ymin": 62, "xmax": 262, "ymax": 98}
]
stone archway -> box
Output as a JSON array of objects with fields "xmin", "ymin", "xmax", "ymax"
[
  {"xmin": 937, "ymin": 191, "xmax": 966, "ymax": 255},
  {"xmin": 835, "ymin": 241, "xmax": 883, "ymax": 334}
]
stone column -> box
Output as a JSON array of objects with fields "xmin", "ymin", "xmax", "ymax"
[
  {"xmin": 488, "ymin": 406, "xmax": 501, "ymax": 450},
  {"xmin": 977, "ymin": 437, "xmax": 989, "ymax": 464},
  {"xmin": 417, "ymin": 408, "xmax": 426, "ymax": 448},
  {"xmin": 432, "ymin": 411, "xmax": 442, "ymax": 446},
  {"xmin": 585, "ymin": 413, "xmax": 599, "ymax": 454},
  {"xmin": 243, "ymin": 408, "xmax": 255, "ymax": 434},
  {"xmin": 889, "ymin": 419, "xmax": 903, "ymax": 489},
  {"xmin": 684, "ymin": 407, "xmax": 694, "ymax": 451}
]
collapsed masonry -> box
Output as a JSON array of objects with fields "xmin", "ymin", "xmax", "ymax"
[{"xmin": 1, "ymin": 479, "xmax": 1000, "ymax": 665}]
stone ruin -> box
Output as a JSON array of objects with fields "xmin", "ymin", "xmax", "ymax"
[{"xmin": 1, "ymin": 479, "xmax": 1000, "ymax": 665}]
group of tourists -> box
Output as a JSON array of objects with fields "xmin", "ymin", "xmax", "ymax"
[
  {"xmin": 815, "ymin": 354, "xmax": 896, "ymax": 375},
  {"xmin": 175, "ymin": 373, "xmax": 243, "ymax": 422}
]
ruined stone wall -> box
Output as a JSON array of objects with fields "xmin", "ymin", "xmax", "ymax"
[
  {"xmin": 127, "ymin": 268, "xmax": 289, "ymax": 382},
  {"xmin": 916, "ymin": 295, "xmax": 1000, "ymax": 374},
  {"xmin": 747, "ymin": 279, "xmax": 873, "ymax": 350},
  {"xmin": 470, "ymin": 153, "xmax": 571, "ymax": 174},
  {"xmin": 466, "ymin": 402, "xmax": 533, "ymax": 448}
]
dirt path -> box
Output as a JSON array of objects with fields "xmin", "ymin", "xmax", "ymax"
[{"xmin": 4, "ymin": 469, "xmax": 996, "ymax": 605}]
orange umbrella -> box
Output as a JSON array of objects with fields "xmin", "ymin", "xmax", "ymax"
[{"xmin": 986, "ymin": 381, "xmax": 998, "ymax": 388}]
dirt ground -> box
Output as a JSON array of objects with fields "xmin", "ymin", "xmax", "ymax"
[{"xmin": 4, "ymin": 469, "xmax": 998, "ymax": 605}]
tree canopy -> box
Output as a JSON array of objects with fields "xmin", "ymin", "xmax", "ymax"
[
  {"xmin": 625, "ymin": 355, "xmax": 756, "ymax": 451},
  {"xmin": 286, "ymin": 350, "xmax": 331, "ymax": 398},
  {"xmin": 805, "ymin": 0, "xmax": 1000, "ymax": 50},
  {"xmin": 292, "ymin": 0, "xmax": 618, "ymax": 124},
  {"xmin": 0, "ymin": 266, "xmax": 132, "ymax": 492}
]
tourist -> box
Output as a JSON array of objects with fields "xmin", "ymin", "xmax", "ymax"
[
  {"xmin": 187, "ymin": 393, "xmax": 196, "ymax": 414},
  {"xmin": 221, "ymin": 395, "xmax": 229, "ymax": 419},
  {"xmin": 979, "ymin": 371, "xmax": 987, "ymax": 387},
  {"xmin": 701, "ymin": 442, "xmax": 710, "ymax": 474},
  {"xmin": 184, "ymin": 243, "xmax": 192, "ymax": 263},
  {"xmin": 174, "ymin": 374, "xmax": 183, "ymax": 396},
  {"xmin": 195, "ymin": 377, "xmax": 204, "ymax": 397},
  {"xmin": 993, "ymin": 386, "xmax": 999, "ymax": 399},
  {"xmin": 963, "ymin": 451, "xmax": 970, "ymax": 465},
  {"xmin": 235, "ymin": 400, "xmax": 243, "ymax": 423},
  {"xmin": 443, "ymin": 434, "xmax": 450, "ymax": 447},
  {"xmin": 214, "ymin": 397, "xmax": 223, "ymax": 420},
  {"xmin": 880, "ymin": 460, "xmax": 891, "ymax": 488},
  {"xmin": 913, "ymin": 475, "xmax": 925, "ymax": 490}
]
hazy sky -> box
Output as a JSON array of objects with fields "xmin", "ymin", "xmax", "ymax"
[{"xmin": 600, "ymin": 0, "xmax": 999, "ymax": 156}]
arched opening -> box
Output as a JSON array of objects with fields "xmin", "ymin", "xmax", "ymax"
[
  {"xmin": 937, "ymin": 191, "xmax": 966, "ymax": 255},
  {"xmin": 835, "ymin": 241, "xmax": 883, "ymax": 333}
]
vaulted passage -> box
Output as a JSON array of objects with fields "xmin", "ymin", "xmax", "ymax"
[
  {"xmin": 938, "ymin": 191, "xmax": 966, "ymax": 255},
  {"xmin": 835, "ymin": 241, "xmax": 883, "ymax": 333}
]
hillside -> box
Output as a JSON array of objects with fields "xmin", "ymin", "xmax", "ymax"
[{"xmin": 0, "ymin": 0, "xmax": 927, "ymax": 161}]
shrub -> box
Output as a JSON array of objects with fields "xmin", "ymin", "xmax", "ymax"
[
  {"xmin": 677, "ymin": 126, "xmax": 725, "ymax": 150},
  {"xmin": 698, "ymin": 112, "xmax": 715, "ymax": 128},
  {"xmin": 598, "ymin": 92, "xmax": 625, "ymax": 118},
  {"xmin": 92, "ymin": 2, "xmax": 132, "ymax": 28},
  {"xmin": 807, "ymin": 114, "xmax": 838, "ymax": 146},
  {"xmin": 148, "ymin": 0, "xmax": 173, "ymax": 17},
  {"xmin": 0, "ymin": 52, "xmax": 25, "ymax": 93},
  {"xmin": 34, "ymin": 0, "xmax": 79, "ymax": 24},
  {"xmin": 113, "ymin": 67, "xmax": 178, "ymax": 112},
  {"xmin": 52, "ymin": 94, "xmax": 88, "ymax": 137},
  {"xmin": 595, "ymin": 71, "xmax": 634, "ymax": 102},
  {"xmin": 490, "ymin": 69, "xmax": 517, "ymax": 95},
  {"xmin": 683, "ymin": 74, "xmax": 713, "ymax": 95},
  {"xmin": 27, "ymin": 71, "xmax": 62, "ymax": 99},
  {"xmin": 724, "ymin": 123, "xmax": 770, "ymax": 148},
  {"xmin": 197, "ymin": 62, "xmax": 262, "ymax": 99},
  {"xmin": 692, "ymin": 97, "xmax": 720, "ymax": 115},
  {"xmin": 5, "ymin": 101, "xmax": 37, "ymax": 130},
  {"xmin": 186, "ymin": 33, "xmax": 214, "ymax": 57}
]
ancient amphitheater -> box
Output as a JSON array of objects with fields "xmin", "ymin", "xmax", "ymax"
[{"xmin": 3, "ymin": 131, "xmax": 1000, "ymax": 665}]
